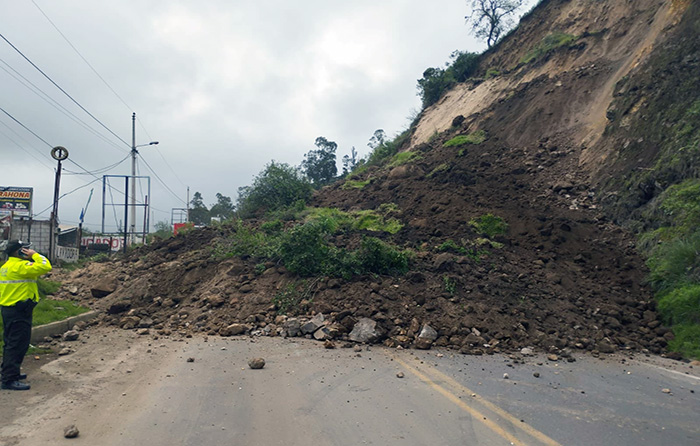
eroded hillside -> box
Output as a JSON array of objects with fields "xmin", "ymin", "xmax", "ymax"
[{"xmin": 51, "ymin": 0, "xmax": 698, "ymax": 358}]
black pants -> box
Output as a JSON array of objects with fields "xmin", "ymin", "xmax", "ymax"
[{"xmin": 1, "ymin": 299, "xmax": 36, "ymax": 383}]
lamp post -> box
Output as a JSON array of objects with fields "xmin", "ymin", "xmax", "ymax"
[{"xmin": 130, "ymin": 112, "xmax": 158, "ymax": 245}]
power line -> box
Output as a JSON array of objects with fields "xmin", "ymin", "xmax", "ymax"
[
  {"xmin": 30, "ymin": 0, "xmax": 134, "ymax": 113},
  {"xmin": 0, "ymin": 104, "xmax": 53, "ymax": 147},
  {"xmin": 0, "ymin": 32, "xmax": 131, "ymax": 149},
  {"xmin": 0, "ymin": 119, "xmax": 54, "ymax": 170},
  {"xmin": 33, "ymin": 177, "xmax": 102, "ymax": 217},
  {"xmin": 0, "ymin": 58, "xmax": 129, "ymax": 154},
  {"xmin": 63, "ymin": 154, "xmax": 130, "ymax": 176},
  {"xmin": 139, "ymin": 153, "xmax": 187, "ymax": 205}
]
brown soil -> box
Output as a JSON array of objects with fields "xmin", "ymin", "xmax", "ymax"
[{"xmin": 47, "ymin": 0, "xmax": 692, "ymax": 359}]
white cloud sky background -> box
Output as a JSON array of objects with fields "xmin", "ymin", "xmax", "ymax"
[{"xmin": 1, "ymin": 0, "xmax": 534, "ymax": 233}]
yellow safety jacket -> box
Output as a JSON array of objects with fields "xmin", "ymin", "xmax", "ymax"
[{"xmin": 0, "ymin": 253, "xmax": 52, "ymax": 306}]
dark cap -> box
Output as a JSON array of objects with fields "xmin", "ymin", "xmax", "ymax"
[{"xmin": 5, "ymin": 240, "xmax": 31, "ymax": 255}]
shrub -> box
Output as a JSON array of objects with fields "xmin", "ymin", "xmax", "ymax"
[
  {"xmin": 647, "ymin": 231, "xmax": 700, "ymax": 293},
  {"xmin": 237, "ymin": 161, "xmax": 313, "ymax": 217},
  {"xmin": 213, "ymin": 220, "xmax": 279, "ymax": 259},
  {"xmin": 657, "ymin": 284, "xmax": 700, "ymax": 325},
  {"xmin": 667, "ymin": 323, "xmax": 700, "ymax": 359},
  {"xmin": 364, "ymin": 129, "xmax": 411, "ymax": 167},
  {"xmin": 417, "ymin": 51, "xmax": 480, "ymax": 109},
  {"xmin": 469, "ymin": 214, "xmax": 509, "ymax": 237},
  {"xmin": 355, "ymin": 237, "xmax": 409, "ymax": 275},
  {"xmin": 279, "ymin": 222, "xmax": 330, "ymax": 276}
]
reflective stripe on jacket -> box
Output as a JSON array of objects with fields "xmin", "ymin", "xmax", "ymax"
[{"xmin": 0, "ymin": 253, "xmax": 52, "ymax": 306}]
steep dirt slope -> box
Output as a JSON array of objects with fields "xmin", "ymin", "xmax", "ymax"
[{"xmin": 49, "ymin": 0, "xmax": 696, "ymax": 358}]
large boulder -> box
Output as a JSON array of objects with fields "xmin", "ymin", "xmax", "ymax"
[
  {"xmin": 91, "ymin": 277, "xmax": 119, "ymax": 298},
  {"xmin": 220, "ymin": 323, "xmax": 250, "ymax": 337},
  {"xmin": 301, "ymin": 313, "xmax": 325, "ymax": 335},
  {"xmin": 349, "ymin": 318, "xmax": 384, "ymax": 344}
]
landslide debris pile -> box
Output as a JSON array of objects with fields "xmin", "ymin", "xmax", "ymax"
[
  {"xmin": 52, "ymin": 0, "xmax": 695, "ymax": 357},
  {"xmin": 55, "ymin": 204, "xmax": 666, "ymax": 356}
]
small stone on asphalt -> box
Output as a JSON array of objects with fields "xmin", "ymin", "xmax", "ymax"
[
  {"xmin": 248, "ymin": 358, "xmax": 265, "ymax": 369},
  {"xmin": 63, "ymin": 425, "xmax": 79, "ymax": 438}
]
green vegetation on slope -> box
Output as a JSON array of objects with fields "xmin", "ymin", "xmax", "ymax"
[
  {"xmin": 214, "ymin": 205, "xmax": 409, "ymax": 279},
  {"xmin": 520, "ymin": 32, "xmax": 578, "ymax": 65}
]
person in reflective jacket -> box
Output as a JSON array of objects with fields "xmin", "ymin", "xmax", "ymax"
[{"xmin": 0, "ymin": 240, "xmax": 52, "ymax": 391}]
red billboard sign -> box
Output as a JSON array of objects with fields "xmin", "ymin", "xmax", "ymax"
[{"xmin": 0, "ymin": 187, "xmax": 33, "ymax": 217}]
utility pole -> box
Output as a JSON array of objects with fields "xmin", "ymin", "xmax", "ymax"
[
  {"xmin": 130, "ymin": 112, "xmax": 136, "ymax": 245},
  {"xmin": 129, "ymin": 112, "xmax": 158, "ymax": 246},
  {"xmin": 49, "ymin": 146, "xmax": 69, "ymax": 262}
]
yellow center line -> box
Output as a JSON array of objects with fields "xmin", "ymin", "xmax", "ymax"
[{"xmin": 390, "ymin": 353, "xmax": 562, "ymax": 446}]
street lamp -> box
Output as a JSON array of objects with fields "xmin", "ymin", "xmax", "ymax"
[{"xmin": 130, "ymin": 112, "xmax": 158, "ymax": 244}]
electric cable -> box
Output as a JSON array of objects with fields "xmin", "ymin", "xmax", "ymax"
[
  {"xmin": 63, "ymin": 154, "xmax": 130, "ymax": 176},
  {"xmin": 0, "ymin": 120, "xmax": 54, "ymax": 170},
  {"xmin": 0, "ymin": 104, "xmax": 53, "ymax": 148},
  {"xmin": 139, "ymin": 153, "xmax": 188, "ymax": 205},
  {"xmin": 33, "ymin": 177, "xmax": 102, "ymax": 217},
  {"xmin": 31, "ymin": 0, "xmax": 134, "ymax": 113},
  {"xmin": 0, "ymin": 32, "xmax": 131, "ymax": 149},
  {"xmin": 0, "ymin": 58, "xmax": 129, "ymax": 154}
]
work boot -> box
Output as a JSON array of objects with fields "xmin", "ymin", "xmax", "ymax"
[
  {"xmin": 19, "ymin": 374, "xmax": 27, "ymax": 380},
  {"xmin": 1, "ymin": 381, "xmax": 31, "ymax": 391}
]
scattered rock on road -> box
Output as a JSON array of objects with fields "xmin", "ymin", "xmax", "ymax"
[
  {"xmin": 62, "ymin": 330, "xmax": 79, "ymax": 342},
  {"xmin": 63, "ymin": 425, "xmax": 79, "ymax": 438},
  {"xmin": 248, "ymin": 358, "xmax": 265, "ymax": 369},
  {"xmin": 187, "ymin": 357, "xmax": 195, "ymax": 363},
  {"xmin": 396, "ymin": 372, "xmax": 405, "ymax": 378}
]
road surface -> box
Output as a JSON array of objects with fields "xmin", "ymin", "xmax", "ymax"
[{"xmin": 0, "ymin": 328, "xmax": 698, "ymax": 445}]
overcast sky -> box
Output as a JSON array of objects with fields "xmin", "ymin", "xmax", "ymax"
[{"xmin": 1, "ymin": 0, "xmax": 533, "ymax": 233}]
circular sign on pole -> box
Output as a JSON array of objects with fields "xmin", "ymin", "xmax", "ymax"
[{"xmin": 51, "ymin": 146, "xmax": 69, "ymax": 161}]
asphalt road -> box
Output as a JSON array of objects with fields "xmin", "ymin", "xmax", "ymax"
[{"xmin": 1, "ymin": 332, "xmax": 698, "ymax": 445}]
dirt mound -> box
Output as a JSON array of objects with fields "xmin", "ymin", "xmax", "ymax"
[{"xmin": 49, "ymin": 0, "xmax": 690, "ymax": 357}]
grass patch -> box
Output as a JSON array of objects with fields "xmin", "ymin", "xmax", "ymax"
[
  {"xmin": 388, "ymin": 151, "xmax": 422, "ymax": 168},
  {"xmin": 436, "ymin": 239, "xmax": 467, "ymax": 255},
  {"xmin": 444, "ymin": 130, "xmax": 487, "ymax": 147},
  {"xmin": 469, "ymin": 214, "xmax": 509, "ymax": 238},
  {"xmin": 521, "ymin": 32, "xmax": 578, "ymax": 65},
  {"xmin": 427, "ymin": 163, "xmax": 450, "ymax": 179},
  {"xmin": 0, "ymin": 298, "xmax": 89, "ymax": 352},
  {"xmin": 485, "ymin": 68, "xmax": 501, "ymax": 79},
  {"xmin": 342, "ymin": 178, "xmax": 372, "ymax": 190}
]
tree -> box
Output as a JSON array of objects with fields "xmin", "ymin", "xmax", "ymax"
[
  {"xmin": 417, "ymin": 67, "xmax": 455, "ymax": 108},
  {"xmin": 237, "ymin": 161, "xmax": 313, "ymax": 218},
  {"xmin": 367, "ymin": 129, "xmax": 386, "ymax": 150},
  {"xmin": 302, "ymin": 136, "xmax": 338, "ymax": 186},
  {"xmin": 342, "ymin": 146, "xmax": 359, "ymax": 176},
  {"xmin": 189, "ymin": 191, "xmax": 211, "ymax": 225},
  {"xmin": 466, "ymin": 0, "xmax": 524, "ymax": 48},
  {"xmin": 148, "ymin": 220, "xmax": 173, "ymax": 242},
  {"xmin": 209, "ymin": 193, "xmax": 235, "ymax": 221}
]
